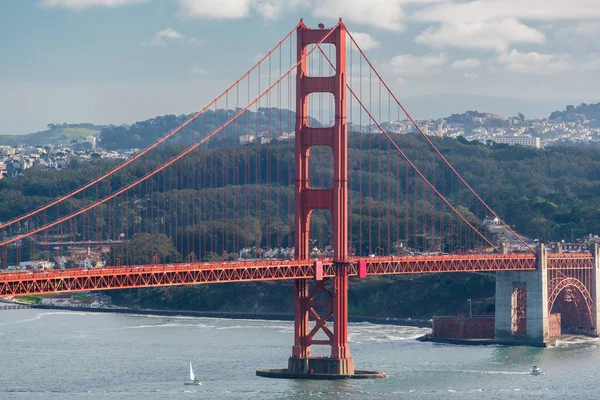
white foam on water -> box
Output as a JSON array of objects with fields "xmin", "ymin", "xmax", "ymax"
[
  {"xmin": 216, "ymin": 325, "xmax": 262, "ymax": 330},
  {"xmin": 144, "ymin": 314, "xmax": 210, "ymax": 320},
  {"xmin": 462, "ymin": 369, "xmax": 531, "ymax": 375},
  {"xmin": 554, "ymin": 336, "xmax": 600, "ymax": 348},
  {"xmin": 0, "ymin": 311, "xmax": 100, "ymax": 326},
  {"xmin": 120, "ymin": 322, "xmax": 205, "ymax": 330},
  {"xmin": 346, "ymin": 323, "xmax": 429, "ymax": 343},
  {"xmin": 85, "ymin": 322, "xmax": 216, "ymax": 332}
]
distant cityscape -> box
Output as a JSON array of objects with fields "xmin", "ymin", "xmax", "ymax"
[
  {"xmin": 0, "ymin": 138, "xmax": 131, "ymax": 178},
  {"xmin": 372, "ymin": 111, "xmax": 599, "ymax": 150},
  {"xmin": 3, "ymin": 104, "xmax": 599, "ymax": 178}
]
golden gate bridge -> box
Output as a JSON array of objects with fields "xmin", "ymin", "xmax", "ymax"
[{"xmin": 0, "ymin": 19, "xmax": 597, "ymax": 378}]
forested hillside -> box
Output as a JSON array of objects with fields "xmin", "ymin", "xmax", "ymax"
[
  {"xmin": 550, "ymin": 102, "xmax": 600, "ymax": 126},
  {"xmin": 99, "ymin": 108, "xmax": 318, "ymax": 150},
  {"xmin": 2, "ymin": 133, "xmax": 600, "ymax": 317}
]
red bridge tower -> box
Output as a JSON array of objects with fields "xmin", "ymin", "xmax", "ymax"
[
  {"xmin": 289, "ymin": 19, "xmax": 352, "ymax": 376},
  {"xmin": 259, "ymin": 20, "xmax": 384, "ymax": 379}
]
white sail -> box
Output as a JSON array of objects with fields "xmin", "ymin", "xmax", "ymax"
[{"xmin": 189, "ymin": 361, "xmax": 195, "ymax": 381}]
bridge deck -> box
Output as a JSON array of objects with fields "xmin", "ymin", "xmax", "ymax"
[{"xmin": 0, "ymin": 254, "xmax": 540, "ymax": 296}]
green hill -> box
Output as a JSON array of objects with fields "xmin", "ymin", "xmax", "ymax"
[{"xmin": 0, "ymin": 124, "xmax": 103, "ymax": 146}]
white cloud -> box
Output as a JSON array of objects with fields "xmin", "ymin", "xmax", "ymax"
[
  {"xmin": 451, "ymin": 58, "xmax": 480, "ymax": 69},
  {"xmin": 462, "ymin": 72, "xmax": 478, "ymax": 78},
  {"xmin": 416, "ymin": 18, "xmax": 545, "ymax": 52},
  {"xmin": 497, "ymin": 50, "xmax": 570, "ymax": 74},
  {"xmin": 413, "ymin": 0, "xmax": 600, "ymax": 23},
  {"xmin": 39, "ymin": 0, "xmax": 147, "ymax": 10},
  {"xmin": 581, "ymin": 54, "xmax": 600, "ymax": 71},
  {"xmin": 553, "ymin": 21, "xmax": 600, "ymax": 53},
  {"xmin": 349, "ymin": 32, "xmax": 380, "ymax": 50},
  {"xmin": 558, "ymin": 21, "xmax": 600, "ymax": 36},
  {"xmin": 190, "ymin": 65, "xmax": 209, "ymax": 74},
  {"xmin": 145, "ymin": 28, "xmax": 185, "ymax": 47},
  {"xmin": 179, "ymin": 0, "xmax": 251, "ymax": 19},
  {"xmin": 255, "ymin": 3, "xmax": 278, "ymax": 20},
  {"xmin": 386, "ymin": 53, "xmax": 447, "ymax": 75},
  {"xmin": 313, "ymin": 0, "xmax": 406, "ymax": 31},
  {"xmin": 156, "ymin": 28, "xmax": 183, "ymax": 40},
  {"xmin": 178, "ymin": 0, "xmax": 443, "ymax": 30},
  {"xmin": 178, "ymin": 0, "xmax": 307, "ymax": 20}
]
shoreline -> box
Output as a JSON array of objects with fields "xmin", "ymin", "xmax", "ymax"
[{"xmin": 29, "ymin": 304, "xmax": 432, "ymax": 328}]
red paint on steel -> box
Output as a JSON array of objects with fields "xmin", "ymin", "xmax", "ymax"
[
  {"xmin": 292, "ymin": 20, "xmax": 350, "ymax": 362},
  {"xmin": 332, "ymin": 263, "xmax": 350, "ymax": 359},
  {"xmin": 306, "ymin": 280, "xmax": 334, "ymax": 346},
  {"xmin": 0, "ymin": 255, "xmax": 539, "ymax": 296},
  {"xmin": 358, "ymin": 259, "xmax": 367, "ymax": 279},
  {"xmin": 315, "ymin": 261, "xmax": 323, "ymax": 281},
  {"xmin": 292, "ymin": 279, "xmax": 311, "ymax": 358}
]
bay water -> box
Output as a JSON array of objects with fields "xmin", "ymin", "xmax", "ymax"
[{"xmin": 1, "ymin": 309, "xmax": 599, "ymax": 399}]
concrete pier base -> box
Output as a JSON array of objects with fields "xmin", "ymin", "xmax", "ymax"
[
  {"xmin": 287, "ymin": 356, "xmax": 354, "ymax": 375},
  {"xmin": 495, "ymin": 244, "xmax": 550, "ymax": 344},
  {"xmin": 257, "ymin": 356, "xmax": 386, "ymax": 380}
]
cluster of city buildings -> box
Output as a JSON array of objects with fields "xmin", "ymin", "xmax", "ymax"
[
  {"xmin": 238, "ymin": 245, "xmax": 340, "ymax": 260},
  {"xmin": 358, "ymin": 113, "xmax": 599, "ymax": 149},
  {"xmin": 3, "ymin": 245, "xmax": 108, "ymax": 272},
  {"xmin": 238, "ymin": 130, "xmax": 295, "ymax": 145},
  {"xmin": 420, "ymin": 117, "xmax": 599, "ymax": 149},
  {"xmin": 238, "ymin": 117, "xmax": 598, "ymax": 150},
  {"xmin": 0, "ymin": 138, "xmax": 131, "ymax": 178},
  {"xmin": 38, "ymin": 292, "xmax": 112, "ymax": 308},
  {"xmin": 239, "ymin": 247, "xmax": 296, "ymax": 260}
]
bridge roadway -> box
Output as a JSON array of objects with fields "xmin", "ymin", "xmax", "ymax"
[{"xmin": 0, "ymin": 254, "xmax": 537, "ymax": 296}]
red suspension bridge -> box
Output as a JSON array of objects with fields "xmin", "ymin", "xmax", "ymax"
[{"xmin": 0, "ymin": 20, "xmax": 597, "ymax": 378}]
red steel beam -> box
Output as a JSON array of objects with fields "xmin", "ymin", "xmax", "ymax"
[
  {"xmin": 547, "ymin": 253, "xmax": 593, "ymax": 270},
  {"xmin": 0, "ymin": 254, "xmax": 542, "ymax": 296},
  {"xmin": 358, "ymin": 254, "xmax": 538, "ymax": 275}
]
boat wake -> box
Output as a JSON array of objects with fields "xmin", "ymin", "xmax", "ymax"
[{"xmin": 462, "ymin": 370, "xmax": 531, "ymax": 375}]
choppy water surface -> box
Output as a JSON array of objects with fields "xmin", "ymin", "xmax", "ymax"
[{"xmin": 1, "ymin": 309, "xmax": 600, "ymax": 399}]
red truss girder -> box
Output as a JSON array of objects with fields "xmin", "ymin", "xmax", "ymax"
[
  {"xmin": 0, "ymin": 254, "xmax": 543, "ymax": 296},
  {"xmin": 547, "ymin": 253, "xmax": 593, "ymax": 270},
  {"xmin": 0, "ymin": 261, "xmax": 334, "ymax": 296},
  {"xmin": 356, "ymin": 254, "xmax": 537, "ymax": 275}
]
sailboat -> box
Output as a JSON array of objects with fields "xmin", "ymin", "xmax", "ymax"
[{"xmin": 184, "ymin": 360, "xmax": 201, "ymax": 385}]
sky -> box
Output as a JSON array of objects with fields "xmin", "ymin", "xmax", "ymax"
[{"xmin": 0, "ymin": 0, "xmax": 599, "ymax": 135}]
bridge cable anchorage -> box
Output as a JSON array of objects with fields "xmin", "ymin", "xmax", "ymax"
[
  {"xmin": 0, "ymin": 22, "xmax": 302, "ymax": 234},
  {"xmin": 344, "ymin": 30, "xmax": 535, "ymax": 254},
  {"xmin": 0, "ymin": 22, "xmax": 341, "ymax": 249},
  {"xmin": 314, "ymin": 43, "xmax": 499, "ymax": 253}
]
